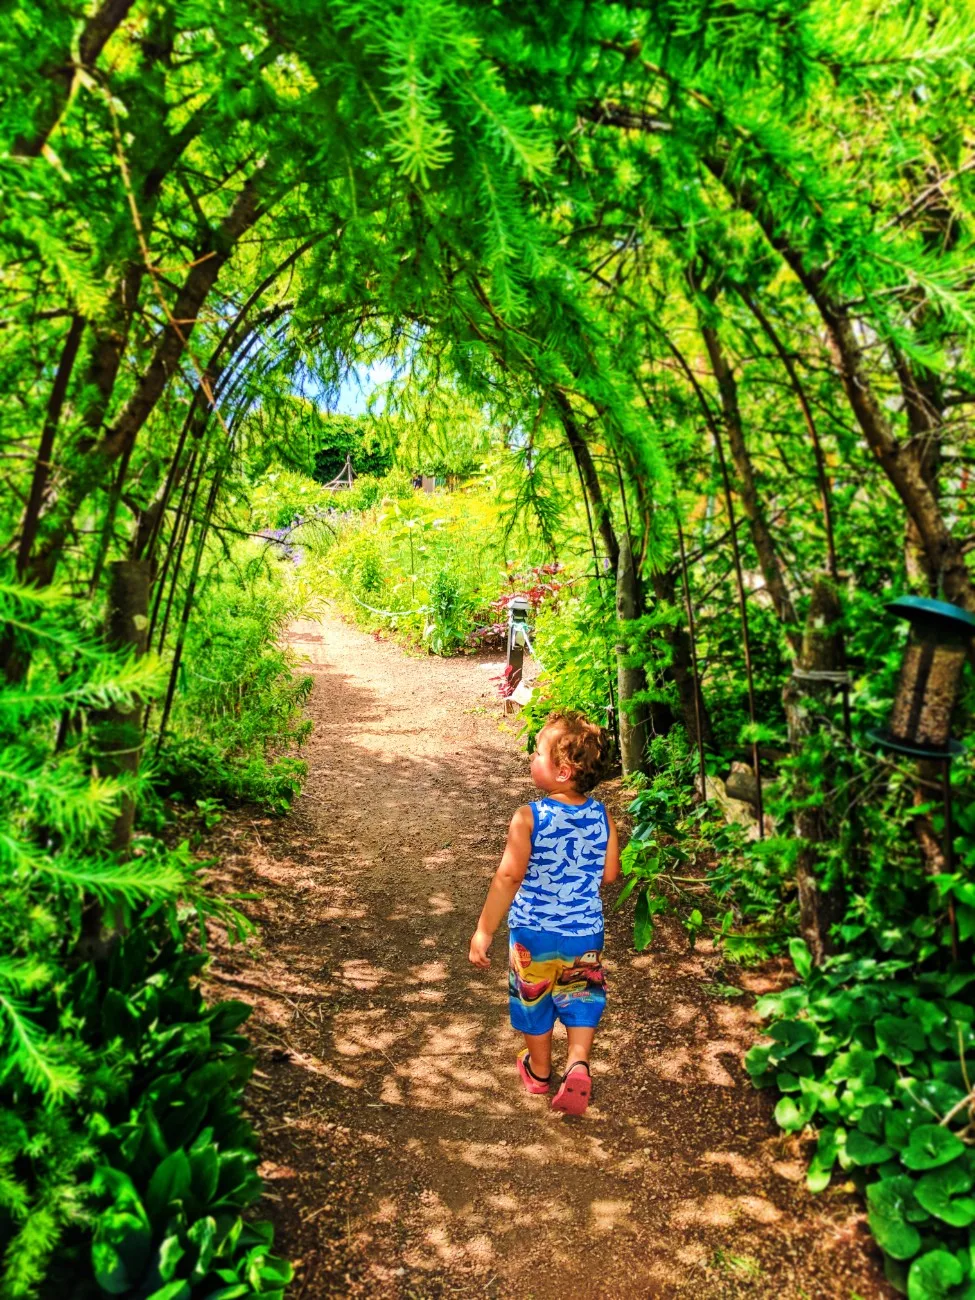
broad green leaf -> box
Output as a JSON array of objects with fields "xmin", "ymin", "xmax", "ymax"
[
  {"xmin": 875, "ymin": 1016, "xmax": 926, "ymax": 1066},
  {"xmin": 145, "ymin": 1283, "xmax": 192, "ymax": 1300},
  {"xmin": 866, "ymin": 1176, "xmax": 922, "ymax": 1261},
  {"xmin": 826, "ymin": 1046, "xmax": 877, "ymax": 1086},
  {"xmin": 807, "ymin": 1126, "xmax": 844, "ymax": 1193},
  {"xmin": 846, "ymin": 1128, "xmax": 893, "ymax": 1167},
  {"xmin": 156, "ymin": 1233, "xmax": 186, "ymax": 1283},
  {"xmin": 147, "ymin": 1150, "xmax": 192, "ymax": 1218},
  {"xmin": 189, "ymin": 1216, "xmax": 218, "ymax": 1282},
  {"xmin": 633, "ymin": 889, "xmax": 653, "ymax": 952},
  {"xmin": 789, "ymin": 937, "xmax": 813, "ymax": 981},
  {"xmin": 915, "ymin": 1165, "xmax": 975, "ymax": 1227},
  {"xmin": 774, "ymin": 1093, "xmax": 816, "ymax": 1133},
  {"xmin": 902, "ymin": 1126, "xmax": 966, "ymax": 1171},
  {"xmin": 768, "ymin": 1019, "xmax": 817, "ymax": 1058},
  {"xmin": 744, "ymin": 1043, "xmax": 772, "ymax": 1081},
  {"xmin": 907, "ymin": 1250, "xmax": 963, "ymax": 1300}
]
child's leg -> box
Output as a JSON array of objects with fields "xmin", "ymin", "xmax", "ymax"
[
  {"xmin": 565, "ymin": 1025, "xmax": 595, "ymax": 1071},
  {"xmin": 522, "ymin": 1029, "xmax": 554, "ymax": 1080}
]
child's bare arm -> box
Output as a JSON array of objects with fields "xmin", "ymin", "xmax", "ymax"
[
  {"xmin": 602, "ymin": 813, "xmax": 621, "ymax": 885},
  {"xmin": 469, "ymin": 806, "xmax": 533, "ymax": 969}
]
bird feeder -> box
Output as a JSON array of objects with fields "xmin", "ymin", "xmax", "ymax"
[
  {"xmin": 505, "ymin": 596, "xmax": 531, "ymax": 696},
  {"xmin": 868, "ymin": 596, "xmax": 975, "ymax": 760},
  {"xmin": 867, "ymin": 596, "xmax": 974, "ymax": 959}
]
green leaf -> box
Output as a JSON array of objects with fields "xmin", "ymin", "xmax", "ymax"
[
  {"xmin": 145, "ymin": 1284, "xmax": 192, "ymax": 1300},
  {"xmin": 902, "ymin": 1126, "xmax": 967, "ymax": 1171},
  {"xmin": 768, "ymin": 1019, "xmax": 817, "ymax": 1058},
  {"xmin": 92, "ymin": 1211, "xmax": 153, "ymax": 1295},
  {"xmin": 156, "ymin": 1233, "xmax": 186, "ymax": 1283},
  {"xmin": 633, "ymin": 889, "xmax": 653, "ymax": 952},
  {"xmin": 147, "ymin": 1150, "xmax": 192, "ymax": 1218},
  {"xmin": 915, "ymin": 1165, "xmax": 975, "ymax": 1226},
  {"xmin": 774, "ymin": 1093, "xmax": 816, "ymax": 1132},
  {"xmin": 846, "ymin": 1128, "xmax": 894, "ymax": 1167},
  {"xmin": 875, "ymin": 1016, "xmax": 926, "ymax": 1066},
  {"xmin": 867, "ymin": 1176, "xmax": 923, "ymax": 1261},
  {"xmin": 907, "ymin": 1250, "xmax": 964, "ymax": 1300},
  {"xmin": 886, "ymin": 1110, "xmax": 918, "ymax": 1151},
  {"xmin": 744, "ymin": 1043, "xmax": 772, "ymax": 1082},
  {"xmin": 789, "ymin": 937, "xmax": 813, "ymax": 981},
  {"xmin": 188, "ymin": 1216, "xmax": 217, "ymax": 1282},
  {"xmin": 807, "ymin": 1126, "xmax": 844, "ymax": 1193},
  {"xmin": 826, "ymin": 1045, "xmax": 878, "ymax": 1086}
]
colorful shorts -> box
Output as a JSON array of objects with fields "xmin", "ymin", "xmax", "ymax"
[{"xmin": 508, "ymin": 928, "xmax": 607, "ymax": 1034}]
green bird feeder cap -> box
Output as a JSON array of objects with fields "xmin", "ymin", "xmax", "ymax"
[
  {"xmin": 866, "ymin": 728, "xmax": 965, "ymax": 762},
  {"xmin": 885, "ymin": 595, "xmax": 975, "ymax": 639}
]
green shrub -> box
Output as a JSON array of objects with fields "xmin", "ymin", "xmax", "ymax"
[
  {"xmin": 0, "ymin": 580, "xmax": 290, "ymax": 1297},
  {"xmin": 154, "ymin": 548, "xmax": 313, "ymax": 815},
  {"xmin": 427, "ymin": 566, "xmax": 468, "ymax": 655},
  {"xmin": 747, "ymin": 935, "xmax": 975, "ymax": 1297},
  {"xmin": 520, "ymin": 579, "xmax": 616, "ymax": 747}
]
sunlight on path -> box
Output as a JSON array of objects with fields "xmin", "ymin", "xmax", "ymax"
[{"xmin": 210, "ymin": 612, "xmax": 891, "ymax": 1299}]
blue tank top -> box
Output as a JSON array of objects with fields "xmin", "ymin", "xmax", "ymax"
[{"xmin": 507, "ymin": 797, "xmax": 609, "ymax": 937}]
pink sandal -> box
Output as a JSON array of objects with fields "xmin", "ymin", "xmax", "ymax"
[
  {"xmin": 517, "ymin": 1049, "xmax": 552, "ymax": 1094},
  {"xmin": 551, "ymin": 1061, "xmax": 592, "ymax": 1115}
]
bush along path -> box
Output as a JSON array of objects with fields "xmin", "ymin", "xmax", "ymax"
[{"xmin": 207, "ymin": 612, "xmax": 892, "ymax": 1299}]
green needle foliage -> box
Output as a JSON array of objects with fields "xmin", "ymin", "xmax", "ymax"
[{"xmin": 3, "ymin": 0, "xmax": 975, "ymax": 1289}]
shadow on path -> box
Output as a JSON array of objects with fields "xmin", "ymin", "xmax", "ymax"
[{"xmin": 207, "ymin": 613, "xmax": 891, "ymax": 1300}]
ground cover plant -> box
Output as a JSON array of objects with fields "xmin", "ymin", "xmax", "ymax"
[{"xmin": 3, "ymin": 0, "xmax": 975, "ymax": 1290}]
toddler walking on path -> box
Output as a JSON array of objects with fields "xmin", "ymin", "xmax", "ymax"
[{"xmin": 468, "ymin": 711, "xmax": 620, "ymax": 1115}]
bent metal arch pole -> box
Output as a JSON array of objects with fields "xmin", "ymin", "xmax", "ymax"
[
  {"xmin": 737, "ymin": 288, "xmax": 852, "ymax": 743},
  {"xmin": 665, "ymin": 338, "xmax": 765, "ymax": 838},
  {"xmin": 674, "ymin": 507, "xmax": 708, "ymax": 803}
]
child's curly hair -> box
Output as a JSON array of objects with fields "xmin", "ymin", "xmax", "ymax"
[{"xmin": 544, "ymin": 710, "xmax": 610, "ymax": 794}]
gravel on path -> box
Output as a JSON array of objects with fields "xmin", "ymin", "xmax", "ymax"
[{"xmin": 206, "ymin": 610, "xmax": 892, "ymax": 1300}]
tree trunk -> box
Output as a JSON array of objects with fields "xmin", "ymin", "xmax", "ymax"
[
  {"xmin": 554, "ymin": 390, "xmax": 620, "ymax": 572},
  {"xmin": 27, "ymin": 176, "xmax": 262, "ymax": 590},
  {"xmin": 893, "ymin": 352, "xmax": 943, "ymax": 595},
  {"xmin": 91, "ymin": 559, "xmax": 151, "ymax": 852},
  {"xmin": 782, "ymin": 574, "xmax": 846, "ymax": 963},
  {"xmin": 81, "ymin": 559, "xmax": 151, "ymax": 955},
  {"xmin": 701, "ymin": 159, "xmax": 975, "ymax": 613},
  {"xmin": 649, "ymin": 566, "xmax": 714, "ymax": 751},
  {"xmin": 13, "ymin": 0, "xmax": 136, "ymax": 157}
]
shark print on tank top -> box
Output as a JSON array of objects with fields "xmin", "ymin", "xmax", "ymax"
[{"xmin": 507, "ymin": 797, "xmax": 609, "ymax": 937}]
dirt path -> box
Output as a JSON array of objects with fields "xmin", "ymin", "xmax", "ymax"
[{"xmin": 209, "ymin": 611, "xmax": 892, "ymax": 1299}]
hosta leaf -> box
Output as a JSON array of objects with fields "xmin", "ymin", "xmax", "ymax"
[
  {"xmin": 867, "ymin": 1175, "xmax": 922, "ymax": 1260},
  {"xmin": 902, "ymin": 1126, "xmax": 966, "ymax": 1171},
  {"xmin": 147, "ymin": 1150, "xmax": 192, "ymax": 1218},
  {"xmin": 907, "ymin": 1250, "xmax": 963, "ymax": 1300}
]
